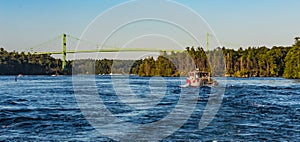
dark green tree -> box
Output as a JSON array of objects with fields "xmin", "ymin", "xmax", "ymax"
[{"xmin": 284, "ymin": 38, "xmax": 300, "ymax": 78}]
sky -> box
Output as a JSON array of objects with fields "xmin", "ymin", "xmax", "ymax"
[{"xmin": 0, "ymin": 0, "xmax": 300, "ymax": 56}]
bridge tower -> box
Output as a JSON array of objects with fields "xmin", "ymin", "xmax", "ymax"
[{"xmin": 62, "ymin": 33, "xmax": 67, "ymax": 70}]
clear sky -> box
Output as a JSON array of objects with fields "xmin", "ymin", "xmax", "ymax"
[{"xmin": 0, "ymin": 0, "xmax": 300, "ymax": 53}]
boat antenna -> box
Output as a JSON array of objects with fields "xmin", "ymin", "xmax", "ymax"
[{"xmin": 206, "ymin": 33, "xmax": 209, "ymax": 52}]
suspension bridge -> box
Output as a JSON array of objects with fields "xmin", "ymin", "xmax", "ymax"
[{"xmin": 26, "ymin": 33, "xmax": 194, "ymax": 70}]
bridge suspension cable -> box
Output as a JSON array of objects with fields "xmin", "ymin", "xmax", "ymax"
[
  {"xmin": 24, "ymin": 32, "xmax": 243, "ymax": 71},
  {"xmin": 24, "ymin": 35, "xmax": 61, "ymax": 52}
]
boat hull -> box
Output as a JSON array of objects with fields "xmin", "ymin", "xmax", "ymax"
[{"xmin": 185, "ymin": 78, "xmax": 218, "ymax": 87}]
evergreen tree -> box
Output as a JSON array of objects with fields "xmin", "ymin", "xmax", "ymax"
[{"xmin": 284, "ymin": 38, "xmax": 300, "ymax": 78}]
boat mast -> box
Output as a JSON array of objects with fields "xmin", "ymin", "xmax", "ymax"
[
  {"xmin": 206, "ymin": 33, "xmax": 210, "ymax": 73},
  {"xmin": 206, "ymin": 33, "xmax": 209, "ymax": 52}
]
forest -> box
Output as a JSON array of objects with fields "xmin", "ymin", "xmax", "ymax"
[
  {"xmin": 0, "ymin": 37, "xmax": 299, "ymax": 78},
  {"xmin": 135, "ymin": 37, "xmax": 300, "ymax": 78}
]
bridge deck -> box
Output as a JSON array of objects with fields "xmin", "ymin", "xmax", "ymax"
[{"xmin": 33, "ymin": 48, "xmax": 185, "ymax": 55}]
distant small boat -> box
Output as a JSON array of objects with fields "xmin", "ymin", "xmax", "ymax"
[
  {"xmin": 51, "ymin": 73, "xmax": 60, "ymax": 76},
  {"xmin": 51, "ymin": 71, "xmax": 59, "ymax": 76},
  {"xmin": 109, "ymin": 73, "xmax": 123, "ymax": 76},
  {"xmin": 181, "ymin": 69, "xmax": 218, "ymax": 87}
]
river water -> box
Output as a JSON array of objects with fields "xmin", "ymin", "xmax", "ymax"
[{"xmin": 0, "ymin": 76, "xmax": 299, "ymax": 141}]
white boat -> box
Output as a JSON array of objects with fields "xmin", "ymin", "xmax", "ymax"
[{"xmin": 181, "ymin": 69, "xmax": 218, "ymax": 87}]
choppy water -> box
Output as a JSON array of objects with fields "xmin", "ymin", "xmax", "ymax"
[{"xmin": 0, "ymin": 76, "xmax": 299, "ymax": 141}]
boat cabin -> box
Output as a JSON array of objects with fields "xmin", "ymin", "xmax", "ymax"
[{"xmin": 189, "ymin": 71, "xmax": 210, "ymax": 79}]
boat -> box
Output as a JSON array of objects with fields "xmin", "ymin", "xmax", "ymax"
[{"xmin": 181, "ymin": 69, "xmax": 218, "ymax": 87}]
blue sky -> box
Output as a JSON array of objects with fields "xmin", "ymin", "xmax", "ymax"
[{"xmin": 0, "ymin": 0, "xmax": 300, "ymax": 53}]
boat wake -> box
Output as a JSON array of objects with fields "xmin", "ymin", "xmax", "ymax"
[{"xmin": 179, "ymin": 84, "xmax": 189, "ymax": 88}]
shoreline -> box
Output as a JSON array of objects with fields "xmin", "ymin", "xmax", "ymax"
[{"xmin": 0, "ymin": 74, "xmax": 290, "ymax": 78}]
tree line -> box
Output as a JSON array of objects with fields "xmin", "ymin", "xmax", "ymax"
[
  {"xmin": 137, "ymin": 38, "xmax": 300, "ymax": 78},
  {"xmin": 0, "ymin": 38, "xmax": 299, "ymax": 78},
  {"xmin": 0, "ymin": 48, "xmax": 67, "ymax": 75}
]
